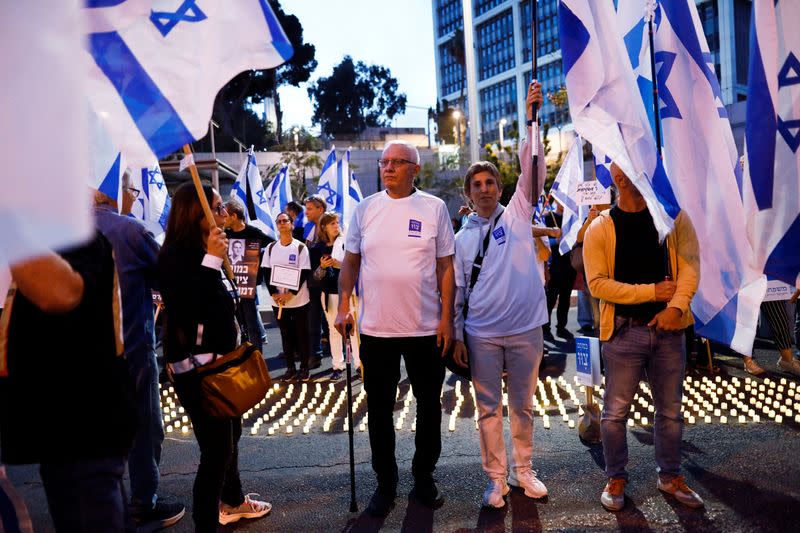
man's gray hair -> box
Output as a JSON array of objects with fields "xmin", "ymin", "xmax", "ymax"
[{"xmin": 383, "ymin": 140, "xmax": 420, "ymax": 165}]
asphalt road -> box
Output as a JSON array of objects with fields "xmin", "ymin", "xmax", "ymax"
[{"xmin": 7, "ymin": 309, "xmax": 800, "ymax": 532}]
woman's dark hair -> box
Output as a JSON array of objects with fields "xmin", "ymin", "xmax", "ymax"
[{"xmin": 162, "ymin": 182, "xmax": 215, "ymax": 250}]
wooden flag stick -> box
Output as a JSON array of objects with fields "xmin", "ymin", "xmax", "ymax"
[{"xmin": 181, "ymin": 144, "xmax": 234, "ymax": 280}]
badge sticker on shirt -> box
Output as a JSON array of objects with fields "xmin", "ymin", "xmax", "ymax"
[
  {"xmin": 408, "ymin": 219, "xmax": 422, "ymax": 238},
  {"xmin": 288, "ymin": 253, "xmax": 297, "ymax": 264},
  {"xmin": 492, "ymin": 226, "xmax": 506, "ymax": 245}
]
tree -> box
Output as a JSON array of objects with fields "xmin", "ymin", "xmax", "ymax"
[
  {"xmin": 211, "ymin": 1, "xmax": 316, "ymax": 148},
  {"xmin": 307, "ymin": 56, "xmax": 407, "ymax": 137},
  {"xmin": 546, "ymin": 85, "xmax": 569, "ymax": 154}
]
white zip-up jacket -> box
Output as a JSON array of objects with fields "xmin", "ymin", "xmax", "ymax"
[{"xmin": 454, "ymin": 127, "xmax": 548, "ymax": 340}]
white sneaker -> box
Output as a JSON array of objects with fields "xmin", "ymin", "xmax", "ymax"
[
  {"xmin": 482, "ymin": 479, "xmax": 510, "ymax": 508},
  {"xmin": 777, "ymin": 358, "xmax": 800, "ymax": 377},
  {"xmin": 508, "ymin": 469, "xmax": 548, "ymax": 499},
  {"xmin": 219, "ymin": 493, "xmax": 272, "ymax": 525}
]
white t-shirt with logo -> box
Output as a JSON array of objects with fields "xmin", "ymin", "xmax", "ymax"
[
  {"xmin": 261, "ymin": 239, "xmax": 311, "ymax": 309},
  {"xmin": 346, "ymin": 189, "xmax": 455, "ymax": 337}
]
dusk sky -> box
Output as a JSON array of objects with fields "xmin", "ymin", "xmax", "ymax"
[{"xmin": 277, "ymin": 0, "xmax": 439, "ymax": 133}]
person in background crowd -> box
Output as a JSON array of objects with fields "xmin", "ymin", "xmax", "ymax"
[
  {"xmin": 584, "ymin": 162, "xmax": 703, "ymax": 512},
  {"xmin": 94, "ymin": 172, "xmax": 185, "ymax": 529},
  {"xmin": 743, "ymin": 299, "xmax": 800, "ymax": 376},
  {"xmin": 336, "ymin": 139, "xmax": 455, "ymax": 516},
  {"xmin": 158, "ymin": 183, "xmax": 271, "ymax": 531},
  {"xmin": 224, "ymin": 199, "xmax": 274, "ymax": 354},
  {"xmin": 1, "ymin": 236, "xmax": 137, "ymax": 532},
  {"xmin": 263, "ymin": 212, "xmax": 312, "ymax": 381},
  {"xmin": 305, "ymin": 195, "xmax": 328, "ymax": 369},
  {"xmin": 544, "ymin": 202, "xmax": 577, "ymax": 341},
  {"xmin": 452, "ymin": 81, "xmax": 549, "ymax": 508},
  {"xmin": 286, "ymin": 201, "xmax": 305, "ymax": 241},
  {"xmin": 311, "ymin": 212, "xmax": 361, "ymax": 381},
  {"xmin": 575, "ymin": 195, "xmax": 615, "ymax": 336}
]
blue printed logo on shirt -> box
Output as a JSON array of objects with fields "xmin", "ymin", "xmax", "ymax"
[
  {"xmin": 492, "ymin": 226, "xmax": 506, "ymax": 245},
  {"xmin": 408, "ymin": 219, "xmax": 422, "ymax": 238},
  {"xmin": 289, "ymin": 253, "xmax": 297, "ymax": 264}
]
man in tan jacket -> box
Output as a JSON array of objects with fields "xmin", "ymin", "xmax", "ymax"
[{"xmin": 583, "ymin": 162, "xmax": 702, "ymax": 512}]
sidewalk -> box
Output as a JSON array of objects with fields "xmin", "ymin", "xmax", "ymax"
[{"xmin": 6, "ymin": 308, "xmax": 800, "ymax": 532}]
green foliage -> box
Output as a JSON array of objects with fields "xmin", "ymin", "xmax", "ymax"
[
  {"xmin": 269, "ymin": 126, "xmax": 323, "ymax": 152},
  {"xmin": 307, "ymin": 56, "xmax": 407, "ymax": 137}
]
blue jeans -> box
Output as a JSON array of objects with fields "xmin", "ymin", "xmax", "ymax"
[
  {"xmin": 127, "ymin": 348, "xmax": 164, "ymax": 513},
  {"xmin": 240, "ymin": 298, "xmax": 265, "ymax": 353},
  {"xmin": 601, "ymin": 318, "xmax": 685, "ymax": 481},
  {"xmin": 40, "ymin": 456, "xmax": 133, "ymax": 532},
  {"xmin": 577, "ymin": 290, "xmax": 594, "ymax": 329}
]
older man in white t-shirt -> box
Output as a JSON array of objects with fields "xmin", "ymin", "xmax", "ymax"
[{"xmin": 336, "ymin": 140, "xmax": 455, "ymax": 516}]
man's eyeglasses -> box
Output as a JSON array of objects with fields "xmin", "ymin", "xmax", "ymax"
[
  {"xmin": 213, "ymin": 204, "xmax": 227, "ymax": 215},
  {"xmin": 126, "ymin": 187, "xmax": 140, "ymax": 199},
  {"xmin": 378, "ymin": 158, "xmax": 416, "ymax": 168}
]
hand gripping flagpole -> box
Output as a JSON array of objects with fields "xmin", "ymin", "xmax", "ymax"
[
  {"xmin": 182, "ymin": 144, "xmax": 235, "ymax": 280},
  {"xmin": 645, "ymin": 1, "xmax": 674, "ymax": 279},
  {"xmin": 344, "ymin": 324, "xmax": 358, "ymax": 512}
]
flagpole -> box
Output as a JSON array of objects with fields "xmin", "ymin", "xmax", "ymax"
[
  {"xmin": 645, "ymin": 1, "xmax": 672, "ymax": 276},
  {"xmin": 531, "ymin": 0, "xmax": 540, "ymax": 210},
  {"xmin": 182, "ymin": 144, "xmax": 235, "ymax": 280}
]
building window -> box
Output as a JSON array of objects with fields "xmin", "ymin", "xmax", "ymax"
[
  {"xmin": 521, "ymin": 0, "xmax": 559, "ymax": 63},
  {"xmin": 436, "ymin": 0, "xmax": 462, "ymax": 38},
  {"xmin": 526, "ymin": 59, "xmax": 568, "ymax": 128},
  {"xmin": 480, "ymin": 77, "xmax": 517, "ymax": 143},
  {"xmin": 476, "ymin": 9, "xmax": 516, "ymax": 81},
  {"xmin": 439, "ymin": 41, "xmax": 464, "ymax": 96},
  {"xmin": 697, "ymin": 1, "xmax": 720, "ymax": 82},
  {"xmin": 734, "ymin": 0, "xmax": 751, "ymax": 86},
  {"xmin": 475, "ymin": 0, "xmax": 505, "ymax": 17}
]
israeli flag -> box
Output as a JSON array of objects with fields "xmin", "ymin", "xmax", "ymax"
[
  {"xmin": 592, "ymin": 145, "xmax": 613, "ymax": 189},
  {"xmin": 84, "ymin": 0, "xmax": 151, "ymax": 33},
  {"xmin": 550, "ymin": 136, "xmax": 585, "ymax": 256},
  {"xmin": 265, "ymin": 164, "xmax": 293, "ymax": 217},
  {"xmin": 744, "ymin": 0, "xmax": 800, "ymax": 289},
  {"xmin": 618, "ymin": 0, "xmax": 767, "ymax": 355},
  {"xmin": 231, "ymin": 148, "xmax": 277, "ymax": 239},
  {"xmin": 558, "ymin": 0, "xmax": 674, "ymax": 240},
  {"xmin": 128, "ymin": 162, "xmax": 171, "ymax": 239},
  {"xmin": 1, "ymin": 0, "xmax": 91, "ymax": 265},
  {"xmin": 86, "ymin": 0, "xmax": 293, "ymax": 166},
  {"xmin": 317, "ymin": 147, "xmax": 340, "ymax": 213},
  {"xmin": 349, "ymin": 172, "xmax": 364, "ymax": 204}
]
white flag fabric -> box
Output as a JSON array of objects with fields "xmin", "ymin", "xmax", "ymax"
[
  {"xmin": 349, "ymin": 172, "xmax": 364, "ymax": 204},
  {"xmin": 550, "ymin": 136, "xmax": 585, "ymax": 256},
  {"xmin": 265, "ymin": 164, "xmax": 293, "ymax": 218},
  {"xmin": 86, "ymin": 0, "xmax": 293, "ymax": 166},
  {"xmin": 0, "ymin": 0, "xmax": 92, "ymax": 265},
  {"xmin": 558, "ymin": 0, "xmax": 675, "ymax": 240},
  {"xmin": 231, "ymin": 149, "xmax": 277, "ymax": 239},
  {"xmin": 744, "ymin": 0, "xmax": 800, "ymax": 289},
  {"xmin": 129, "ymin": 162, "xmax": 171, "ymax": 238},
  {"xmin": 84, "ymin": 0, "xmax": 151, "ymax": 33},
  {"xmin": 618, "ymin": 0, "xmax": 767, "ymax": 354},
  {"xmin": 89, "ymin": 109, "xmax": 126, "ymax": 203}
]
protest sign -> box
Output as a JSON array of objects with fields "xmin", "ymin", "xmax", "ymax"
[
  {"xmin": 229, "ymin": 240, "xmax": 260, "ymax": 299},
  {"xmin": 573, "ymin": 181, "xmax": 611, "ymax": 206}
]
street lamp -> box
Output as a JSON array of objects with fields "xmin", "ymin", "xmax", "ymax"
[
  {"xmin": 498, "ymin": 118, "xmax": 507, "ymax": 147},
  {"xmin": 452, "ymin": 110, "xmax": 462, "ymax": 147}
]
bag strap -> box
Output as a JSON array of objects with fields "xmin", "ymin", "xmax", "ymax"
[{"xmin": 464, "ymin": 207, "xmax": 504, "ymax": 318}]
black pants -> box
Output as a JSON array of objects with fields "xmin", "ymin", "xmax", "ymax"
[
  {"xmin": 308, "ymin": 288, "xmax": 328, "ymax": 358},
  {"xmin": 360, "ymin": 335, "xmax": 445, "ymax": 490},
  {"xmin": 546, "ymin": 266, "xmax": 576, "ymax": 330},
  {"xmin": 173, "ymin": 377, "xmax": 244, "ymax": 533},
  {"xmin": 761, "ymin": 300, "xmax": 793, "ymax": 350},
  {"xmin": 274, "ymin": 303, "xmax": 311, "ymax": 370}
]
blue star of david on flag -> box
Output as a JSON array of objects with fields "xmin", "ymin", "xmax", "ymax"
[
  {"xmin": 256, "ymin": 189, "xmax": 268, "ymax": 205},
  {"xmin": 147, "ymin": 168, "xmax": 165, "ymax": 190},
  {"xmin": 150, "ymin": 0, "xmax": 207, "ymax": 37},
  {"xmin": 317, "ymin": 181, "xmax": 338, "ymax": 205}
]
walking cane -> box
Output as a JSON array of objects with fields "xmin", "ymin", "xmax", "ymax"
[{"xmin": 344, "ymin": 325, "xmax": 358, "ymax": 512}]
